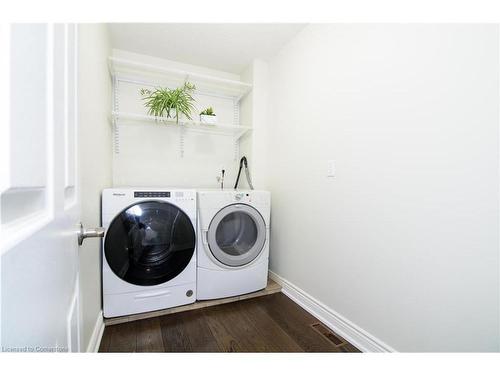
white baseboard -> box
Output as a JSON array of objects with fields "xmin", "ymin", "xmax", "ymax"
[
  {"xmin": 86, "ymin": 311, "xmax": 105, "ymax": 353},
  {"xmin": 268, "ymin": 270, "xmax": 396, "ymax": 353}
]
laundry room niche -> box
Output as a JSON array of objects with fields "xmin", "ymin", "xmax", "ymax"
[{"xmin": 109, "ymin": 50, "xmax": 254, "ymax": 188}]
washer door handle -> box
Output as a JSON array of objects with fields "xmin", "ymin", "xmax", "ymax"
[{"xmin": 202, "ymin": 229, "xmax": 209, "ymax": 245}]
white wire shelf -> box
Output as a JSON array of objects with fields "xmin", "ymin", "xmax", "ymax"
[
  {"xmin": 109, "ymin": 57, "xmax": 253, "ymax": 101},
  {"xmin": 112, "ymin": 111, "xmax": 252, "ymax": 140}
]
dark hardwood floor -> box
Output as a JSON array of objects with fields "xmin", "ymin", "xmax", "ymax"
[{"xmin": 99, "ymin": 292, "xmax": 360, "ymax": 353}]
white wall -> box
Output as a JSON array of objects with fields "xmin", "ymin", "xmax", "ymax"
[
  {"xmin": 240, "ymin": 59, "xmax": 269, "ymax": 190},
  {"xmin": 111, "ymin": 50, "xmax": 248, "ymax": 189},
  {"xmin": 266, "ymin": 24, "xmax": 499, "ymax": 352},
  {"xmin": 238, "ymin": 63, "xmax": 253, "ymax": 189},
  {"xmin": 78, "ymin": 24, "xmax": 112, "ymax": 351}
]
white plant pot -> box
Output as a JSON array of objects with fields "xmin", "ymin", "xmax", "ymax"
[{"xmin": 200, "ymin": 114, "xmax": 217, "ymax": 125}]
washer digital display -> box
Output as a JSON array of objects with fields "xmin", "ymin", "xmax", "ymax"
[{"xmin": 134, "ymin": 191, "xmax": 171, "ymax": 198}]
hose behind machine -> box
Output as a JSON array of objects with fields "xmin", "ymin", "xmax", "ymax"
[{"xmin": 234, "ymin": 156, "xmax": 254, "ymax": 190}]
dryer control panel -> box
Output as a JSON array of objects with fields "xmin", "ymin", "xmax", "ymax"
[{"xmin": 234, "ymin": 192, "xmax": 251, "ymax": 202}]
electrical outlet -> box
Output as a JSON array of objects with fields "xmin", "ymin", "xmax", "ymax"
[{"xmin": 327, "ymin": 160, "xmax": 336, "ymax": 177}]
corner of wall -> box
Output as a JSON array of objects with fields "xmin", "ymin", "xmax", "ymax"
[
  {"xmin": 78, "ymin": 22, "xmax": 113, "ymax": 353},
  {"xmin": 250, "ymin": 59, "xmax": 270, "ymax": 190}
]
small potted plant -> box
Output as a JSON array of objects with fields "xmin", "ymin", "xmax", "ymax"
[
  {"xmin": 140, "ymin": 82, "xmax": 196, "ymax": 124},
  {"xmin": 199, "ymin": 107, "xmax": 217, "ymax": 125}
]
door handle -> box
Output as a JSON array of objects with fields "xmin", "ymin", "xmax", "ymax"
[
  {"xmin": 202, "ymin": 229, "xmax": 209, "ymax": 245},
  {"xmin": 78, "ymin": 222, "xmax": 105, "ymax": 246}
]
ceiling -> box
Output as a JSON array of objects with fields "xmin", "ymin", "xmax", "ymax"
[{"xmin": 108, "ymin": 23, "xmax": 306, "ymax": 74}]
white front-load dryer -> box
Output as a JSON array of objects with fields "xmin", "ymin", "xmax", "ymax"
[
  {"xmin": 102, "ymin": 188, "xmax": 197, "ymax": 318},
  {"xmin": 197, "ymin": 190, "xmax": 270, "ymax": 300}
]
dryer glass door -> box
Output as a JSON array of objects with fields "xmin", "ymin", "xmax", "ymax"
[
  {"xmin": 207, "ymin": 204, "xmax": 266, "ymax": 267},
  {"xmin": 104, "ymin": 201, "xmax": 195, "ymax": 286}
]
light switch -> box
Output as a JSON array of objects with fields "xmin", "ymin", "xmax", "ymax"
[{"xmin": 327, "ymin": 160, "xmax": 336, "ymax": 177}]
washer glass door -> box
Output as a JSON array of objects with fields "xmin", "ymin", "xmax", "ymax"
[
  {"xmin": 104, "ymin": 201, "xmax": 195, "ymax": 286},
  {"xmin": 207, "ymin": 204, "xmax": 266, "ymax": 267}
]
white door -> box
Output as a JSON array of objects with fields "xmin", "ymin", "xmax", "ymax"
[{"xmin": 0, "ymin": 24, "xmax": 84, "ymax": 353}]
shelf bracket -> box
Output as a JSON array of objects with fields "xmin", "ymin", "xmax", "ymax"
[
  {"xmin": 234, "ymin": 137, "xmax": 240, "ymax": 162},
  {"xmin": 179, "ymin": 126, "xmax": 185, "ymax": 158},
  {"xmin": 113, "ymin": 119, "xmax": 120, "ymax": 154}
]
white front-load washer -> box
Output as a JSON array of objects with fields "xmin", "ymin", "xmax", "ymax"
[
  {"xmin": 197, "ymin": 190, "xmax": 270, "ymax": 300},
  {"xmin": 102, "ymin": 188, "xmax": 197, "ymax": 318}
]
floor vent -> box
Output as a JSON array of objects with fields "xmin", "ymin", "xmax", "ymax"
[{"xmin": 310, "ymin": 322, "xmax": 346, "ymax": 347}]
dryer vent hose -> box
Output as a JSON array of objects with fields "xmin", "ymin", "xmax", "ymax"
[{"xmin": 234, "ymin": 156, "xmax": 254, "ymax": 190}]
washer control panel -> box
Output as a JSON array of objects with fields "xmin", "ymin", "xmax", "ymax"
[{"xmin": 134, "ymin": 191, "xmax": 171, "ymax": 198}]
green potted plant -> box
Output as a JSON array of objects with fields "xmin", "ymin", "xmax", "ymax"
[
  {"xmin": 200, "ymin": 107, "xmax": 217, "ymax": 125},
  {"xmin": 140, "ymin": 82, "xmax": 196, "ymax": 124}
]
